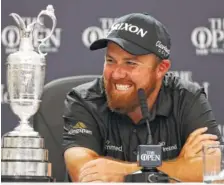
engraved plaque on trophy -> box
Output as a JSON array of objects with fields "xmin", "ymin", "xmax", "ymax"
[{"xmin": 1, "ymin": 5, "xmax": 57, "ymax": 182}]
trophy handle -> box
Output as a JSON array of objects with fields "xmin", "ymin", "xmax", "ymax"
[
  {"xmin": 36, "ymin": 5, "xmax": 57, "ymax": 56},
  {"xmin": 10, "ymin": 13, "xmax": 26, "ymax": 32}
]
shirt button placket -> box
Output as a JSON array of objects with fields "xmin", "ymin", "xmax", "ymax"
[{"xmin": 132, "ymin": 128, "xmax": 138, "ymax": 157}]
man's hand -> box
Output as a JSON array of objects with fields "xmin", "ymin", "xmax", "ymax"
[
  {"xmin": 158, "ymin": 127, "xmax": 220, "ymax": 182},
  {"xmin": 79, "ymin": 158, "xmax": 133, "ymax": 182},
  {"xmin": 179, "ymin": 127, "xmax": 220, "ymax": 158}
]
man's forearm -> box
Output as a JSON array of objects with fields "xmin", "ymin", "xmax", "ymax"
[
  {"xmin": 65, "ymin": 149, "xmax": 140, "ymax": 182},
  {"xmin": 64, "ymin": 147, "xmax": 99, "ymax": 182},
  {"xmin": 102, "ymin": 157, "xmax": 141, "ymax": 175},
  {"xmin": 122, "ymin": 161, "xmax": 142, "ymax": 174},
  {"xmin": 158, "ymin": 157, "xmax": 203, "ymax": 182}
]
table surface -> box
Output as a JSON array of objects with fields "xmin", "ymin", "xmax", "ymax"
[{"xmin": 0, "ymin": 183, "xmax": 209, "ymax": 185}]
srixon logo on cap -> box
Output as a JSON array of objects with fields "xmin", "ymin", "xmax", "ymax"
[
  {"xmin": 108, "ymin": 22, "xmax": 148, "ymax": 38},
  {"xmin": 138, "ymin": 145, "xmax": 162, "ymax": 168}
]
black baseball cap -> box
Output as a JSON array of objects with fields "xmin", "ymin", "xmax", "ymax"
[{"xmin": 90, "ymin": 13, "xmax": 171, "ymax": 59}]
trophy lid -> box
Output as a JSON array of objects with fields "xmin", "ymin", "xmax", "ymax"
[{"xmin": 6, "ymin": 5, "xmax": 57, "ymax": 65}]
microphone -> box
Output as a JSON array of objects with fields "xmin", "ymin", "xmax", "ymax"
[
  {"xmin": 137, "ymin": 88, "xmax": 162, "ymax": 171},
  {"xmin": 137, "ymin": 88, "xmax": 150, "ymax": 120},
  {"xmin": 137, "ymin": 88, "xmax": 152, "ymax": 144},
  {"xmin": 124, "ymin": 88, "xmax": 170, "ymax": 183}
]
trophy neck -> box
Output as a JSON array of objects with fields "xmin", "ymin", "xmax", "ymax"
[
  {"xmin": 16, "ymin": 121, "xmax": 33, "ymax": 131},
  {"xmin": 19, "ymin": 36, "xmax": 34, "ymax": 51}
]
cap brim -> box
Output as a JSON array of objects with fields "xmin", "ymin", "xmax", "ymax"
[{"xmin": 89, "ymin": 37, "xmax": 150, "ymax": 55}]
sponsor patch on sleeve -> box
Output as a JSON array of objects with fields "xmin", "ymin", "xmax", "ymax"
[{"xmin": 68, "ymin": 121, "xmax": 92, "ymax": 135}]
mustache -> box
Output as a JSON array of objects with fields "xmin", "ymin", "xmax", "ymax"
[{"xmin": 106, "ymin": 79, "xmax": 133, "ymax": 85}]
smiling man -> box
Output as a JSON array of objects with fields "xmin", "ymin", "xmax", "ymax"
[{"xmin": 63, "ymin": 13, "xmax": 221, "ymax": 182}]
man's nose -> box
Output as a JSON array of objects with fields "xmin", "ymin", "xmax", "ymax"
[{"xmin": 111, "ymin": 66, "xmax": 127, "ymax": 80}]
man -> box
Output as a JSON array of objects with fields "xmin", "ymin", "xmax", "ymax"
[{"xmin": 63, "ymin": 13, "xmax": 221, "ymax": 182}]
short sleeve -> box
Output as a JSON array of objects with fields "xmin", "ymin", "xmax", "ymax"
[
  {"xmin": 62, "ymin": 90, "xmax": 104, "ymax": 155},
  {"xmin": 182, "ymin": 90, "xmax": 222, "ymax": 143}
]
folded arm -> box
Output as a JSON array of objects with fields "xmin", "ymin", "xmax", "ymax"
[
  {"xmin": 64, "ymin": 127, "xmax": 220, "ymax": 182},
  {"xmin": 64, "ymin": 147, "xmax": 140, "ymax": 182}
]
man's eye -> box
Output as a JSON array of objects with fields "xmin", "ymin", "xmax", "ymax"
[
  {"xmin": 126, "ymin": 61, "xmax": 138, "ymax": 66},
  {"xmin": 106, "ymin": 59, "xmax": 114, "ymax": 64}
]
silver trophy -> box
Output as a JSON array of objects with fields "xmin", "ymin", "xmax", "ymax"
[{"xmin": 1, "ymin": 5, "xmax": 57, "ymax": 182}]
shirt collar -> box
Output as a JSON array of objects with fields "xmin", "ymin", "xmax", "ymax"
[{"xmin": 153, "ymin": 74, "xmax": 173, "ymax": 118}]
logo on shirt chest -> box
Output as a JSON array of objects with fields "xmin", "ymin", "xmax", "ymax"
[
  {"xmin": 159, "ymin": 141, "xmax": 177, "ymax": 152},
  {"xmin": 104, "ymin": 140, "xmax": 123, "ymax": 152}
]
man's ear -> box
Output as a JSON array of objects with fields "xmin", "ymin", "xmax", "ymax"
[{"xmin": 156, "ymin": 60, "xmax": 171, "ymax": 79}]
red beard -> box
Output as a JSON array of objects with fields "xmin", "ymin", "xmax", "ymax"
[
  {"xmin": 104, "ymin": 78, "xmax": 146, "ymax": 113},
  {"xmin": 103, "ymin": 72, "xmax": 157, "ymax": 114}
]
